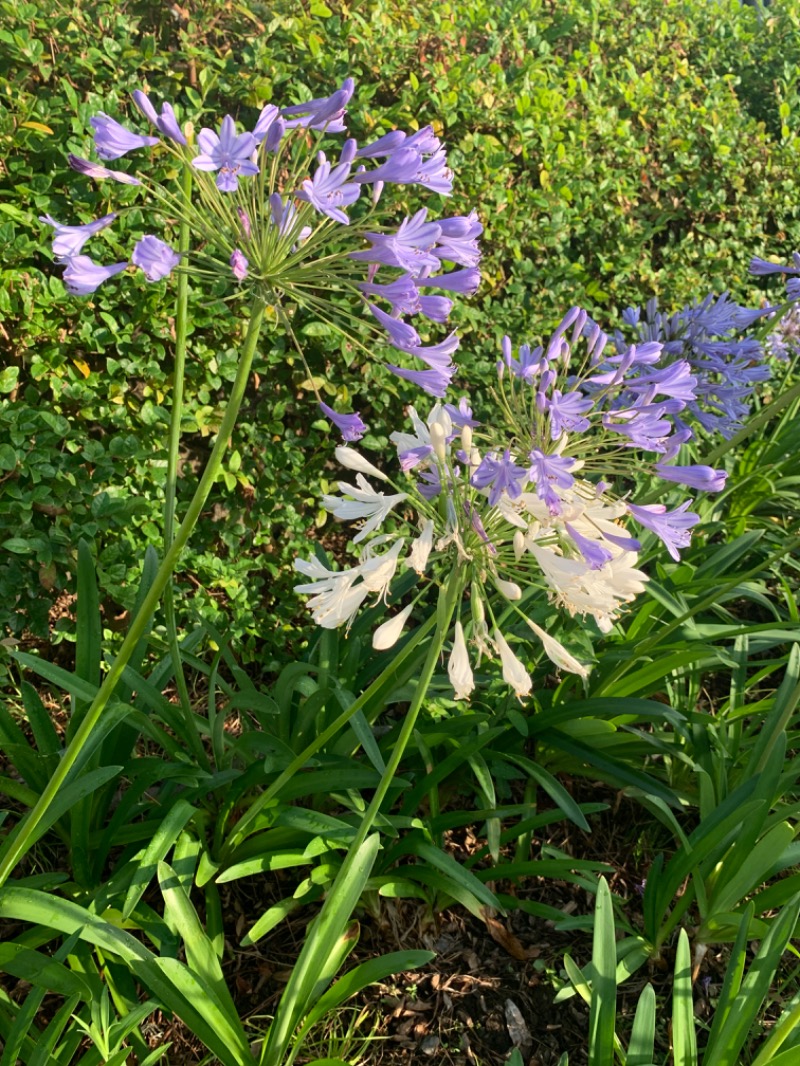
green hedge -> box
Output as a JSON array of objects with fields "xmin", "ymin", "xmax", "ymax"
[{"xmin": 1, "ymin": 0, "xmax": 799, "ymax": 653}]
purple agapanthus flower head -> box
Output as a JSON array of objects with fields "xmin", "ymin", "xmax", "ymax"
[
  {"xmin": 91, "ymin": 112, "xmax": 159, "ymax": 160},
  {"xmin": 319, "ymin": 402, "xmax": 368, "ymax": 443},
  {"xmin": 61, "ymin": 255, "xmax": 128, "ymax": 295},
  {"xmin": 192, "ymin": 116, "xmax": 259, "ymax": 192},
  {"xmin": 131, "ymin": 236, "xmax": 180, "ymax": 282}
]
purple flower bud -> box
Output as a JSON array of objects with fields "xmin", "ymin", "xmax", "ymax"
[
  {"xmin": 319, "ymin": 402, "xmax": 368, "ymax": 443},
  {"xmin": 90, "ymin": 112, "xmax": 159, "ymax": 160},
  {"xmin": 237, "ymin": 207, "xmax": 252, "ymax": 239},
  {"xmin": 229, "ymin": 248, "xmax": 249, "ymax": 281},
  {"xmin": 131, "ymin": 235, "xmax": 181, "ymax": 281},
  {"xmin": 749, "ymin": 255, "xmax": 800, "ymax": 276},
  {"xmin": 62, "ymin": 255, "xmax": 127, "ymax": 295},
  {"xmin": 654, "ymin": 463, "xmax": 727, "ymax": 493},
  {"xmin": 68, "ymin": 154, "xmax": 142, "ymax": 185},
  {"xmin": 251, "ymin": 104, "xmax": 285, "ymax": 151},
  {"xmin": 340, "ymin": 138, "xmax": 358, "ymax": 165}
]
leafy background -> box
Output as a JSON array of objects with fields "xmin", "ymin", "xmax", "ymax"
[{"xmin": 1, "ymin": 0, "xmax": 799, "ymax": 657}]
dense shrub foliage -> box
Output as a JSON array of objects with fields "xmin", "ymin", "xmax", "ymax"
[{"xmin": 2, "ymin": 0, "xmax": 799, "ymax": 653}]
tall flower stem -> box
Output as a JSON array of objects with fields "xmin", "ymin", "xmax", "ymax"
[
  {"xmin": 345, "ymin": 567, "xmax": 464, "ymax": 857},
  {"xmin": 219, "ymin": 610, "xmax": 441, "ymax": 860},
  {"xmin": 0, "ymin": 299, "xmax": 266, "ymax": 887},
  {"xmin": 163, "ymin": 161, "xmax": 209, "ymax": 769}
]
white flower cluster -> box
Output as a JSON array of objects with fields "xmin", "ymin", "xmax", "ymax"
[{"xmin": 295, "ymin": 401, "xmax": 653, "ymax": 702}]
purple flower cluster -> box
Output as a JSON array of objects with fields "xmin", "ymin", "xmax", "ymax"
[
  {"xmin": 613, "ymin": 291, "xmax": 774, "ymax": 439},
  {"xmin": 45, "ymin": 80, "xmax": 479, "ymax": 407},
  {"xmin": 480, "ymin": 307, "xmax": 731, "ymax": 563}
]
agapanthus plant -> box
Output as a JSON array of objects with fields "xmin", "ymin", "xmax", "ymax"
[
  {"xmin": 42, "ymin": 80, "xmax": 480, "ymax": 398},
  {"xmin": 296, "ymin": 307, "xmax": 728, "ymax": 702},
  {"xmin": 5, "ymin": 78, "xmax": 481, "ymax": 886}
]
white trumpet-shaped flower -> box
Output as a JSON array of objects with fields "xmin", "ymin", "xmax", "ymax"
[
  {"xmin": 373, "ymin": 602, "xmax": 415, "ymax": 650},
  {"xmin": 408, "ymin": 518, "xmax": 435, "ymax": 574},
  {"xmin": 323, "ymin": 474, "xmax": 407, "ymax": 543},
  {"xmin": 494, "ymin": 629, "xmax": 532, "ymax": 700},
  {"xmin": 334, "ymin": 446, "xmax": 389, "ymax": 482},
  {"xmin": 448, "ymin": 620, "xmax": 475, "ymax": 700},
  {"xmin": 526, "ymin": 618, "xmax": 589, "ymax": 678}
]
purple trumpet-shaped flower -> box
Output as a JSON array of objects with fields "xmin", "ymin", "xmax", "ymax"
[
  {"xmin": 252, "ymin": 104, "xmax": 285, "ymax": 150},
  {"xmin": 398, "ymin": 444, "xmax": 434, "ymax": 471},
  {"xmin": 395, "ymin": 332, "xmax": 460, "ymax": 366},
  {"xmin": 421, "ymin": 267, "xmax": 480, "ymax": 296},
  {"xmin": 628, "ymin": 501, "xmax": 700, "ymax": 561},
  {"xmin": 61, "ymin": 255, "xmax": 127, "ymax": 295},
  {"xmin": 230, "ymin": 249, "xmax": 249, "ymax": 281},
  {"xmin": 565, "ymin": 523, "xmax": 614, "ymax": 570},
  {"xmin": 192, "ymin": 116, "xmax": 259, "ymax": 192},
  {"xmin": 297, "ymin": 158, "xmax": 361, "ymax": 224},
  {"xmin": 548, "ymin": 389, "xmax": 594, "ymax": 438},
  {"xmin": 749, "ymin": 253, "xmax": 800, "ymax": 276},
  {"xmin": 653, "ymin": 463, "xmax": 727, "ymax": 493},
  {"xmin": 132, "ymin": 91, "xmax": 187, "ymax": 145},
  {"xmin": 528, "ymin": 449, "xmax": 575, "ymax": 514},
  {"xmin": 353, "ymin": 148, "xmax": 421, "ymax": 185},
  {"xmin": 605, "ymin": 407, "xmax": 673, "ymax": 452},
  {"xmin": 386, "ymin": 362, "xmax": 456, "ymax": 397},
  {"xmin": 411, "ymin": 148, "xmax": 454, "ymax": 195},
  {"xmin": 350, "ymin": 209, "xmax": 442, "ymax": 276},
  {"xmin": 90, "ymin": 112, "xmax": 159, "ymax": 160},
  {"xmin": 472, "ymin": 449, "xmax": 528, "ymax": 506},
  {"xmin": 40, "ymin": 213, "xmax": 116, "ymax": 260},
  {"xmin": 281, "ymin": 78, "xmax": 355, "ymax": 132},
  {"xmin": 435, "ymin": 211, "xmax": 482, "ymax": 267},
  {"xmin": 626, "ymin": 361, "xmax": 698, "ymax": 406},
  {"xmin": 444, "ymin": 397, "xmax": 480, "ymax": 428},
  {"xmin": 356, "ymin": 130, "xmax": 408, "ymax": 158},
  {"xmin": 319, "ymin": 402, "xmax": 368, "ymax": 443},
  {"xmin": 501, "ymin": 337, "xmax": 540, "ymax": 382},
  {"xmin": 131, "ymin": 236, "xmax": 181, "ymax": 281},
  {"xmin": 68, "ymin": 154, "xmax": 141, "ymax": 185},
  {"xmin": 369, "ymin": 303, "xmax": 420, "ymax": 348}
]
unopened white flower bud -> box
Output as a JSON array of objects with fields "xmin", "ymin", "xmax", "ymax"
[
  {"xmin": 373, "ymin": 602, "xmax": 414, "ymax": 650},
  {"xmin": 334, "ymin": 446, "xmax": 388, "ymax": 481},
  {"xmin": 513, "ymin": 530, "xmax": 525, "ymax": 561},
  {"xmin": 494, "ymin": 577, "xmax": 522, "ymax": 601},
  {"xmin": 461, "ymin": 424, "xmax": 473, "ymax": 454},
  {"xmin": 430, "ymin": 422, "xmax": 447, "ymax": 463},
  {"xmin": 448, "ymin": 621, "xmax": 474, "ymax": 700}
]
